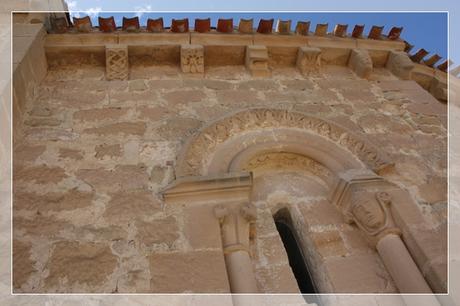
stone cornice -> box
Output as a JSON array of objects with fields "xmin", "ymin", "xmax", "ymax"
[{"xmin": 161, "ymin": 171, "xmax": 252, "ymax": 205}]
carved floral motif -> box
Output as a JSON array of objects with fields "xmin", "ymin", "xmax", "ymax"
[
  {"xmin": 181, "ymin": 45, "xmax": 204, "ymax": 73},
  {"xmin": 178, "ymin": 109, "xmax": 392, "ymax": 177}
]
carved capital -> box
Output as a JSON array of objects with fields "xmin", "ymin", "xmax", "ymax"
[
  {"xmin": 332, "ymin": 172, "xmax": 401, "ymax": 247},
  {"xmin": 106, "ymin": 44, "xmax": 129, "ymax": 80},
  {"xmin": 214, "ymin": 202, "xmax": 257, "ymax": 254},
  {"xmin": 181, "ymin": 44, "xmax": 204, "ymax": 73}
]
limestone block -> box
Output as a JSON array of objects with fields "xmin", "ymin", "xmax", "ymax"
[
  {"xmin": 105, "ymin": 44, "xmax": 129, "ymax": 80},
  {"xmin": 245, "ymin": 45, "xmax": 270, "ymax": 77},
  {"xmin": 348, "ymin": 49, "xmax": 373, "ymax": 79},
  {"xmin": 430, "ymin": 77, "xmax": 448, "ymax": 102},
  {"xmin": 180, "ymin": 44, "xmax": 204, "ymax": 73},
  {"xmin": 386, "ymin": 50, "xmax": 414, "ymax": 80},
  {"xmin": 296, "ymin": 46, "xmax": 321, "ymax": 74}
]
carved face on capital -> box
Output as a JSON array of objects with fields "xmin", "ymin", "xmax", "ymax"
[{"xmin": 350, "ymin": 193, "xmax": 386, "ymax": 233}]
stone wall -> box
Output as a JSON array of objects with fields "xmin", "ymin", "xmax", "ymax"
[{"xmin": 12, "ymin": 41, "xmax": 447, "ymax": 292}]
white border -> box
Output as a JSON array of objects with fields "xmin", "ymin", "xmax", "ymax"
[{"xmin": 9, "ymin": 9, "xmax": 450, "ymax": 300}]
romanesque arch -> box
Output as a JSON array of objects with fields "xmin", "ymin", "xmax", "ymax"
[{"xmin": 175, "ymin": 108, "xmax": 393, "ymax": 178}]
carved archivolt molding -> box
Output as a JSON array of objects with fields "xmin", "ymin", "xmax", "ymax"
[
  {"xmin": 243, "ymin": 152, "xmax": 332, "ymax": 180},
  {"xmin": 177, "ymin": 108, "xmax": 392, "ymax": 177}
]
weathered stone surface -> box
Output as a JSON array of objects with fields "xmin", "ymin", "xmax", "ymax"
[
  {"xmin": 163, "ymin": 90, "xmax": 206, "ymax": 107},
  {"xmin": 311, "ymin": 230, "xmax": 347, "ymax": 258},
  {"xmin": 13, "ymin": 240, "xmax": 36, "ymax": 290},
  {"xmin": 73, "ymin": 107, "xmax": 128, "ymax": 122},
  {"xmin": 136, "ymin": 216, "xmax": 179, "ymax": 247},
  {"xmin": 14, "ymin": 144, "xmax": 46, "ymax": 162},
  {"xmin": 95, "ymin": 143, "xmax": 122, "ymax": 159},
  {"xmin": 84, "ymin": 122, "xmax": 146, "ymax": 136},
  {"xmin": 14, "ymin": 189, "xmax": 94, "ymax": 212},
  {"xmin": 104, "ymin": 190, "xmax": 161, "ymax": 222},
  {"xmin": 156, "ymin": 117, "xmax": 202, "ymax": 139},
  {"xmin": 216, "ymin": 90, "xmax": 260, "ymax": 104},
  {"xmin": 58, "ymin": 148, "xmax": 84, "ymax": 160},
  {"xmin": 138, "ymin": 106, "xmax": 172, "ymax": 121},
  {"xmin": 255, "ymin": 264, "xmax": 299, "ymax": 293},
  {"xmin": 45, "ymin": 241, "xmax": 117, "ymax": 289},
  {"xmin": 299, "ymin": 200, "xmax": 345, "ymax": 227},
  {"xmin": 296, "ymin": 46, "xmax": 321, "ymax": 74},
  {"xmin": 15, "ymin": 165, "xmax": 68, "ymax": 184},
  {"xmin": 324, "ymin": 254, "xmax": 397, "ymax": 293},
  {"xmin": 14, "ymin": 215, "xmax": 72, "ymax": 238},
  {"xmin": 386, "ymin": 51, "xmax": 414, "ymax": 80},
  {"xmin": 184, "ymin": 205, "xmax": 222, "ymax": 249},
  {"xmin": 280, "ymin": 79, "xmax": 315, "ymax": 91},
  {"xmin": 24, "ymin": 117, "xmax": 61, "ymax": 127},
  {"xmin": 77, "ymin": 164, "xmax": 150, "ymax": 191},
  {"xmin": 129, "ymin": 79, "xmax": 147, "ymax": 91},
  {"xmin": 149, "ymin": 251, "xmax": 230, "ymax": 293},
  {"xmin": 348, "ymin": 49, "xmax": 373, "ymax": 79}
]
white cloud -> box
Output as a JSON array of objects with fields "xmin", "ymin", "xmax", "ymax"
[
  {"xmin": 134, "ymin": 5, "xmax": 152, "ymax": 18},
  {"xmin": 85, "ymin": 7, "xmax": 102, "ymax": 18}
]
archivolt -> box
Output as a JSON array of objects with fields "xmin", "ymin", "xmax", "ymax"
[{"xmin": 176, "ymin": 108, "xmax": 393, "ymax": 177}]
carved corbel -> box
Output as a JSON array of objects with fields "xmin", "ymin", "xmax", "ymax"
[
  {"xmin": 181, "ymin": 44, "xmax": 204, "ymax": 73},
  {"xmin": 343, "ymin": 189, "xmax": 401, "ymax": 247},
  {"xmin": 106, "ymin": 44, "xmax": 129, "ymax": 80},
  {"xmin": 348, "ymin": 49, "xmax": 373, "ymax": 79},
  {"xmin": 296, "ymin": 46, "xmax": 321, "ymax": 74}
]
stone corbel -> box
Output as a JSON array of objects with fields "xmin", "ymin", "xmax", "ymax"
[
  {"xmin": 105, "ymin": 44, "xmax": 129, "ymax": 80},
  {"xmin": 331, "ymin": 171, "xmax": 435, "ymax": 295},
  {"xmin": 245, "ymin": 45, "xmax": 270, "ymax": 77},
  {"xmin": 296, "ymin": 46, "xmax": 321, "ymax": 75},
  {"xmin": 386, "ymin": 50, "xmax": 415, "ymax": 80},
  {"xmin": 181, "ymin": 44, "xmax": 204, "ymax": 73},
  {"xmin": 348, "ymin": 49, "xmax": 373, "ymax": 79}
]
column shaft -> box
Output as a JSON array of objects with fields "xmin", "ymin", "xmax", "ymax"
[{"xmin": 376, "ymin": 234, "xmax": 433, "ymax": 293}]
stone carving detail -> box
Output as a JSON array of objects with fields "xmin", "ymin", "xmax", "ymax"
[
  {"xmin": 296, "ymin": 46, "xmax": 321, "ymax": 74},
  {"xmin": 181, "ymin": 45, "xmax": 204, "ymax": 73},
  {"xmin": 214, "ymin": 203, "xmax": 257, "ymax": 254},
  {"xmin": 386, "ymin": 51, "xmax": 414, "ymax": 80},
  {"xmin": 105, "ymin": 45, "xmax": 129, "ymax": 80},
  {"xmin": 348, "ymin": 49, "xmax": 373, "ymax": 79},
  {"xmin": 243, "ymin": 152, "xmax": 332, "ymax": 181},
  {"xmin": 246, "ymin": 45, "xmax": 270, "ymax": 77},
  {"xmin": 344, "ymin": 190, "xmax": 399, "ymax": 241},
  {"xmin": 178, "ymin": 108, "xmax": 392, "ymax": 177}
]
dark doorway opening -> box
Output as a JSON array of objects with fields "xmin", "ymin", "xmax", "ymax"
[{"xmin": 274, "ymin": 208, "xmax": 317, "ymax": 294}]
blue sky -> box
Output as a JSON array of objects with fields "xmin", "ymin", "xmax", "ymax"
[{"xmin": 66, "ymin": 0, "xmax": 456, "ymax": 66}]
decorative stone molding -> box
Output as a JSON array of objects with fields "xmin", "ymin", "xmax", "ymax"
[
  {"xmin": 105, "ymin": 44, "xmax": 129, "ymax": 80},
  {"xmin": 242, "ymin": 152, "xmax": 332, "ymax": 181},
  {"xmin": 348, "ymin": 49, "xmax": 373, "ymax": 79},
  {"xmin": 180, "ymin": 44, "xmax": 204, "ymax": 73},
  {"xmin": 245, "ymin": 45, "xmax": 270, "ymax": 77},
  {"xmin": 386, "ymin": 50, "xmax": 414, "ymax": 80},
  {"xmin": 176, "ymin": 108, "xmax": 392, "ymax": 177},
  {"xmin": 296, "ymin": 46, "xmax": 321, "ymax": 74}
]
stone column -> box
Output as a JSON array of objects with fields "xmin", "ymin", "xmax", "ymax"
[
  {"xmin": 331, "ymin": 172, "xmax": 437, "ymax": 297},
  {"xmin": 214, "ymin": 203, "xmax": 258, "ymax": 293}
]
